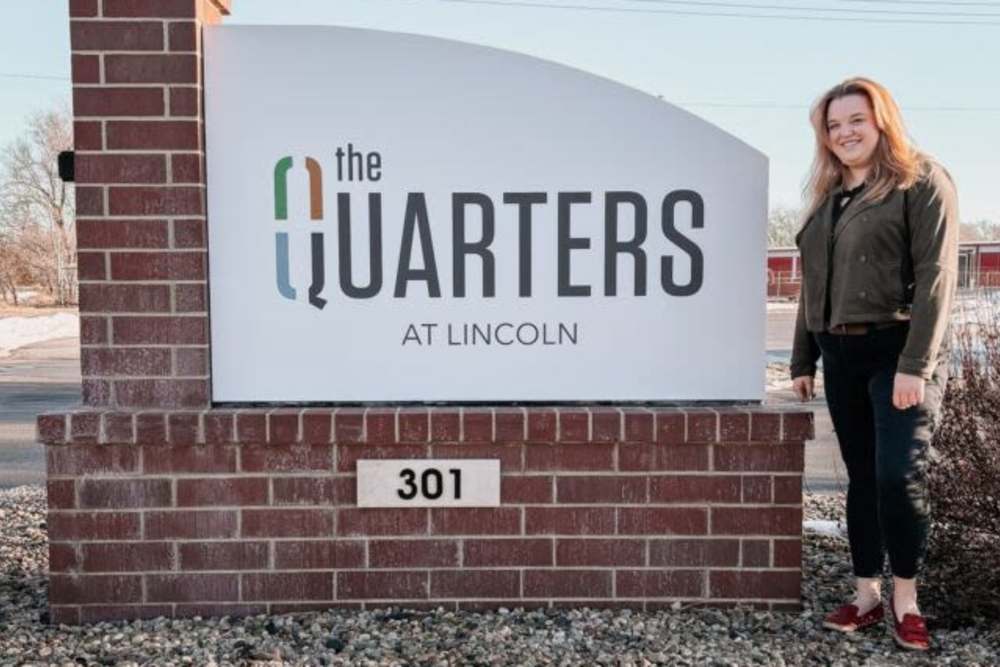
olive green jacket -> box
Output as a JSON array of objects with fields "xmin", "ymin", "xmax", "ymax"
[{"xmin": 790, "ymin": 163, "xmax": 959, "ymax": 381}]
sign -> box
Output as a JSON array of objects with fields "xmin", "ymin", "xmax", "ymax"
[
  {"xmin": 204, "ymin": 26, "xmax": 768, "ymax": 402},
  {"xmin": 356, "ymin": 459, "xmax": 501, "ymax": 508}
]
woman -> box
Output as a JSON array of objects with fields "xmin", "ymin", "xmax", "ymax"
[{"xmin": 790, "ymin": 77, "xmax": 958, "ymax": 652}]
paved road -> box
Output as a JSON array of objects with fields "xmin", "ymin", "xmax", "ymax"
[
  {"xmin": 766, "ymin": 304, "xmax": 796, "ymax": 354},
  {"xmin": 0, "ymin": 311, "xmax": 845, "ymax": 491},
  {"xmin": 769, "ymin": 386, "xmax": 843, "ymax": 494},
  {"xmin": 765, "ymin": 303, "xmax": 844, "ymax": 493},
  {"xmin": 0, "ymin": 338, "xmax": 80, "ymax": 489}
]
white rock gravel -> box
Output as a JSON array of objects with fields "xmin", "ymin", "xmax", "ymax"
[{"xmin": 1, "ymin": 487, "xmax": 998, "ymax": 666}]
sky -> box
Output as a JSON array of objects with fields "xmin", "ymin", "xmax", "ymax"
[{"xmin": 1, "ymin": 0, "xmax": 998, "ymax": 221}]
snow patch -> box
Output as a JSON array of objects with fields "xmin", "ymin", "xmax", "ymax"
[
  {"xmin": 803, "ymin": 519, "xmax": 848, "ymax": 539},
  {"xmin": 0, "ymin": 313, "xmax": 79, "ymax": 358},
  {"xmin": 766, "ymin": 301, "xmax": 800, "ymax": 312}
]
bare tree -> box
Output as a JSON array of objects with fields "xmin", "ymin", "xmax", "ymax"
[
  {"xmin": 768, "ymin": 206, "xmax": 801, "ymax": 249},
  {"xmin": 0, "ymin": 105, "xmax": 76, "ymax": 305},
  {"xmin": 770, "ymin": 206, "xmax": 1000, "ymax": 248},
  {"xmin": 960, "ymin": 219, "xmax": 1000, "ymax": 243}
]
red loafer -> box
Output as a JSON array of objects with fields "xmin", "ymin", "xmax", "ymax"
[
  {"xmin": 823, "ymin": 603, "xmax": 884, "ymax": 633},
  {"xmin": 891, "ymin": 609, "xmax": 930, "ymax": 651}
]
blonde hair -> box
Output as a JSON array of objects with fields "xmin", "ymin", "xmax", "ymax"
[{"xmin": 803, "ymin": 77, "xmax": 928, "ymax": 220}]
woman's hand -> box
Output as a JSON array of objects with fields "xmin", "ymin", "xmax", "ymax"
[
  {"xmin": 893, "ymin": 373, "xmax": 925, "ymax": 410},
  {"xmin": 792, "ymin": 376, "xmax": 815, "ymax": 402}
]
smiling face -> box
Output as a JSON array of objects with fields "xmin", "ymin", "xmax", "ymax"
[{"xmin": 825, "ymin": 93, "xmax": 880, "ymax": 172}]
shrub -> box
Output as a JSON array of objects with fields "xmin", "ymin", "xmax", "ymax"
[{"xmin": 925, "ymin": 295, "xmax": 1000, "ymax": 626}]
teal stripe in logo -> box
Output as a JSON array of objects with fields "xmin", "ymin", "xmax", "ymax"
[{"xmin": 275, "ymin": 232, "xmax": 296, "ymax": 300}]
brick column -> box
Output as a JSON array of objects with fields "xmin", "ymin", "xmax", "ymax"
[{"xmin": 69, "ymin": 0, "xmax": 230, "ymax": 408}]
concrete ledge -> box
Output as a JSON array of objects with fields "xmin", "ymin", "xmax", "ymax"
[{"xmin": 38, "ymin": 406, "xmax": 814, "ymax": 446}]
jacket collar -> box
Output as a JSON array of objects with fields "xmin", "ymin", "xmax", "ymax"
[{"xmin": 825, "ymin": 182, "xmax": 880, "ymax": 244}]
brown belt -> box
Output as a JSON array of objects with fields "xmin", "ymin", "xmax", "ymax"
[{"xmin": 826, "ymin": 321, "xmax": 907, "ymax": 336}]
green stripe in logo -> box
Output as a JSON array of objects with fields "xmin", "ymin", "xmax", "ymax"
[{"xmin": 274, "ymin": 156, "xmax": 293, "ymax": 220}]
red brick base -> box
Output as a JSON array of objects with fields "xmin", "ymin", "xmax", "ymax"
[{"xmin": 39, "ymin": 406, "xmax": 811, "ymax": 624}]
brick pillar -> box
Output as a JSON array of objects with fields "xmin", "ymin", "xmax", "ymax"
[{"xmin": 69, "ymin": 0, "xmax": 230, "ymax": 408}]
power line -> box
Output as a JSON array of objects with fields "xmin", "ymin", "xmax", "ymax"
[
  {"xmin": 673, "ymin": 101, "xmax": 1000, "ymax": 111},
  {"xmin": 625, "ymin": 0, "xmax": 1000, "ymax": 18},
  {"xmin": 839, "ymin": 0, "xmax": 1000, "ymax": 7},
  {"xmin": 0, "ymin": 73, "xmax": 70, "ymax": 81},
  {"xmin": 2, "ymin": 70, "xmax": 995, "ymax": 112},
  {"xmin": 438, "ymin": 0, "xmax": 1000, "ymax": 23}
]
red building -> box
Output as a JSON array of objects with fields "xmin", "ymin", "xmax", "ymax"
[
  {"xmin": 765, "ymin": 248, "xmax": 802, "ymax": 299},
  {"xmin": 766, "ymin": 242, "xmax": 1000, "ymax": 298}
]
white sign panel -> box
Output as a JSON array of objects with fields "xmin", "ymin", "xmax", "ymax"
[
  {"xmin": 356, "ymin": 459, "xmax": 500, "ymax": 508},
  {"xmin": 204, "ymin": 26, "xmax": 767, "ymax": 402}
]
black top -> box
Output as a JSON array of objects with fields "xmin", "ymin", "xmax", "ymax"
[
  {"xmin": 824, "ymin": 182, "xmax": 866, "ymax": 328},
  {"xmin": 832, "ymin": 182, "xmax": 866, "ymax": 229}
]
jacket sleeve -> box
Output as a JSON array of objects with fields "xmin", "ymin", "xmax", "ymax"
[
  {"xmin": 790, "ymin": 283, "xmax": 820, "ymax": 379},
  {"xmin": 897, "ymin": 165, "xmax": 959, "ymax": 380}
]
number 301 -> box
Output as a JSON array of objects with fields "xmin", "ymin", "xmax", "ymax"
[{"xmin": 397, "ymin": 468, "xmax": 462, "ymax": 500}]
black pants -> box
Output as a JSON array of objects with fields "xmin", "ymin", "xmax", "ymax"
[{"xmin": 815, "ymin": 323, "xmax": 948, "ymax": 579}]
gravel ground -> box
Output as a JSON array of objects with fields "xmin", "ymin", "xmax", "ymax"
[{"xmin": 1, "ymin": 487, "xmax": 998, "ymax": 666}]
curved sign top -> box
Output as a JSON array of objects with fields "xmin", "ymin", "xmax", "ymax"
[{"xmin": 204, "ymin": 25, "xmax": 768, "ymax": 403}]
